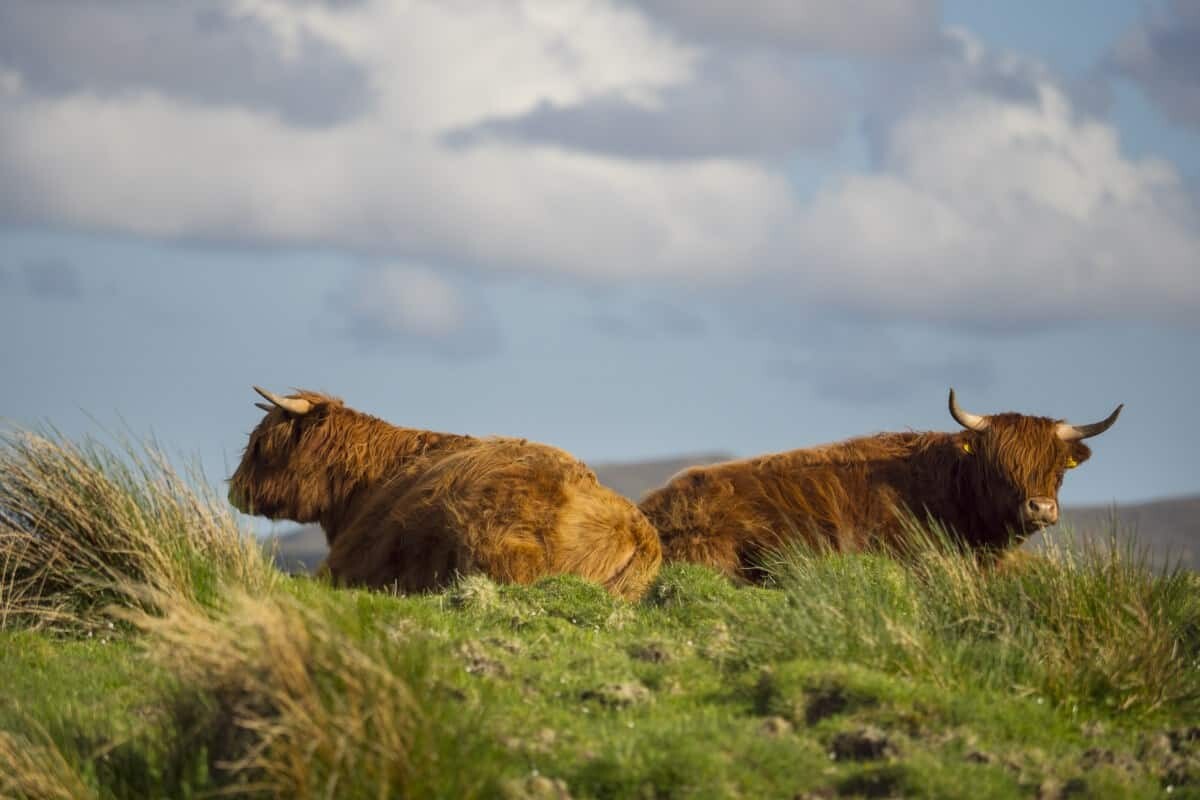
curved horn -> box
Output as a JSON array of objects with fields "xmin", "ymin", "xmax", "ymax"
[
  {"xmin": 948, "ymin": 388, "xmax": 989, "ymax": 432},
  {"xmin": 253, "ymin": 385, "xmax": 312, "ymax": 416},
  {"xmin": 1056, "ymin": 404, "xmax": 1123, "ymax": 441}
]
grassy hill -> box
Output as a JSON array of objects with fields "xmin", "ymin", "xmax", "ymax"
[{"xmin": 3, "ymin": 430, "xmax": 1200, "ymax": 798}]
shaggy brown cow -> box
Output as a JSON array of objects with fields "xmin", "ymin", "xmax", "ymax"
[
  {"xmin": 228, "ymin": 387, "xmax": 661, "ymax": 600},
  {"xmin": 638, "ymin": 389, "xmax": 1122, "ymax": 581}
]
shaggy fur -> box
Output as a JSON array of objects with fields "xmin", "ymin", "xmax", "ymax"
[
  {"xmin": 638, "ymin": 407, "xmax": 1108, "ymax": 582},
  {"xmin": 229, "ymin": 390, "xmax": 661, "ymax": 600}
]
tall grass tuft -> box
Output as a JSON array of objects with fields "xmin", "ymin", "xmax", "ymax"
[
  {"xmin": 0, "ymin": 727, "xmax": 95, "ymax": 800},
  {"xmin": 131, "ymin": 590, "xmax": 426, "ymax": 798},
  {"xmin": 761, "ymin": 516, "xmax": 1200, "ymax": 719},
  {"xmin": 0, "ymin": 425, "xmax": 276, "ymax": 628}
]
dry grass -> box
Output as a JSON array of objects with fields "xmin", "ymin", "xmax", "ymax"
[
  {"xmin": 0, "ymin": 727, "xmax": 94, "ymax": 800},
  {"xmin": 130, "ymin": 589, "xmax": 421, "ymax": 798},
  {"xmin": 0, "ymin": 425, "xmax": 276, "ymax": 628}
]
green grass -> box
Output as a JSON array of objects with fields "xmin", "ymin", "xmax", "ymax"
[{"xmin": 2, "ymin": 428, "xmax": 1199, "ymax": 798}]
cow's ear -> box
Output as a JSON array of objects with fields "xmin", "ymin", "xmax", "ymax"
[
  {"xmin": 961, "ymin": 440, "xmax": 974, "ymax": 455},
  {"xmin": 1066, "ymin": 442, "xmax": 1091, "ymax": 468}
]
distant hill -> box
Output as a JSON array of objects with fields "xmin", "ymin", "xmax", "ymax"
[
  {"xmin": 1033, "ymin": 494, "xmax": 1200, "ymax": 571},
  {"xmin": 266, "ymin": 452, "xmax": 732, "ymax": 573},
  {"xmin": 590, "ymin": 452, "xmax": 730, "ymax": 504},
  {"xmin": 265, "ymin": 454, "xmax": 1198, "ymax": 574}
]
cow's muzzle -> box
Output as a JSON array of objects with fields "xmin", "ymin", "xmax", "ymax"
[{"xmin": 1020, "ymin": 497, "xmax": 1059, "ymax": 528}]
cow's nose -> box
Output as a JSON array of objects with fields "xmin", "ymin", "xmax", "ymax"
[{"xmin": 1023, "ymin": 497, "xmax": 1058, "ymax": 525}]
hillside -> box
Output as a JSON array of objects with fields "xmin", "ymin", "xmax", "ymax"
[
  {"xmin": 268, "ymin": 454, "xmax": 1199, "ymax": 573},
  {"xmin": 1034, "ymin": 494, "xmax": 1200, "ymax": 570},
  {"xmin": 4, "ymin": 430, "xmax": 1200, "ymax": 798}
]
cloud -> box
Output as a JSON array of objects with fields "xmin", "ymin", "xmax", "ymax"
[
  {"xmin": 776, "ymin": 30, "xmax": 1200, "ymax": 327},
  {"xmin": 330, "ymin": 265, "xmax": 500, "ymax": 358},
  {"xmin": 0, "ymin": 0, "xmax": 754, "ymax": 283},
  {"xmin": 22, "ymin": 258, "xmax": 83, "ymax": 299},
  {"xmin": 628, "ymin": 0, "xmax": 941, "ymax": 58},
  {"xmin": 0, "ymin": 90, "xmax": 793, "ymax": 283},
  {"xmin": 0, "ymin": 0, "xmax": 371, "ymax": 127},
  {"xmin": 446, "ymin": 51, "xmax": 848, "ymax": 160},
  {"xmin": 1109, "ymin": 0, "xmax": 1200, "ymax": 131},
  {"xmin": 0, "ymin": 6, "xmax": 1196, "ymax": 330}
]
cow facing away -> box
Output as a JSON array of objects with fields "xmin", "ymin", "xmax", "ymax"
[
  {"xmin": 228, "ymin": 387, "xmax": 661, "ymax": 600},
  {"xmin": 638, "ymin": 390, "xmax": 1122, "ymax": 581}
]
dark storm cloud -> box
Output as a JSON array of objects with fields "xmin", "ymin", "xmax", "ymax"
[
  {"xmin": 22, "ymin": 259, "xmax": 83, "ymax": 300},
  {"xmin": 1109, "ymin": 0, "xmax": 1200, "ymax": 130},
  {"xmin": 628, "ymin": 0, "xmax": 941, "ymax": 58},
  {"xmin": 0, "ymin": 1, "xmax": 371, "ymax": 127},
  {"xmin": 446, "ymin": 53, "xmax": 848, "ymax": 160}
]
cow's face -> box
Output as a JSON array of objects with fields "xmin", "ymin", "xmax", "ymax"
[
  {"xmin": 957, "ymin": 415, "xmax": 1092, "ymax": 537},
  {"xmin": 228, "ymin": 387, "xmax": 340, "ymax": 522},
  {"xmin": 948, "ymin": 390, "xmax": 1121, "ymax": 543}
]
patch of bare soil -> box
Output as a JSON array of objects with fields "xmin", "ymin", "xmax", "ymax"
[
  {"xmin": 829, "ymin": 726, "xmax": 895, "ymax": 762},
  {"xmin": 580, "ymin": 681, "xmax": 651, "ymax": 708}
]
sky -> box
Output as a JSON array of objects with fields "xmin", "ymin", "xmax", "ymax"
[{"xmin": 1, "ymin": 0, "xmax": 1198, "ymax": 534}]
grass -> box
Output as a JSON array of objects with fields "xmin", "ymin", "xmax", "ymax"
[
  {"xmin": 2, "ymin": 427, "xmax": 1199, "ymax": 798},
  {"xmin": 0, "ymin": 425, "xmax": 275, "ymax": 628}
]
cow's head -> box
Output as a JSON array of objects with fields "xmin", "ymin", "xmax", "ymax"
[
  {"xmin": 228, "ymin": 386, "xmax": 344, "ymax": 522},
  {"xmin": 948, "ymin": 389, "xmax": 1122, "ymax": 542}
]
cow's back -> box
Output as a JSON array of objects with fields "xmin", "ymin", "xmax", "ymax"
[
  {"xmin": 326, "ymin": 437, "xmax": 661, "ymax": 599},
  {"xmin": 639, "ymin": 442, "xmax": 911, "ymax": 581},
  {"xmin": 639, "ymin": 460, "xmax": 789, "ymax": 581}
]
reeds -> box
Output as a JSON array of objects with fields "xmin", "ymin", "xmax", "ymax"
[{"xmin": 0, "ymin": 425, "xmax": 275, "ymax": 628}]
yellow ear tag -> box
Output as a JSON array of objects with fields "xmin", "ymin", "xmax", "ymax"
[
  {"xmin": 1066, "ymin": 457, "xmax": 1078, "ymax": 469},
  {"xmin": 962, "ymin": 442, "xmax": 973, "ymax": 455}
]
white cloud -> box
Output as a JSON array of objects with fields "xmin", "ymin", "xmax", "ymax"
[
  {"xmin": 338, "ymin": 264, "xmax": 467, "ymax": 338},
  {"xmin": 262, "ymin": 0, "xmax": 697, "ymax": 132},
  {"xmin": 447, "ymin": 49, "xmax": 850, "ymax": 160},
  {"xmin": 784, "ymin": 71, "xmax": 1200, "ymax": 323},
  {"xmin": 0, "ymin": 4, "xmax": 1196, "ymax": 328},
  {"xmin": 0, "ymin": 85, "xmax": 795, "ymax": 282},
  {"xmin": 0, "ymin": 0, "xmax": 787, "ymax": 284},
  {"xmin": 329, "ymin": 264, "xmax": 500, "ymax": 358}
]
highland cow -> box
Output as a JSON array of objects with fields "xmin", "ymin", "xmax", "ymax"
[
  {"xmin": 229, "ymin": 387, "xmax": 661, "ymax": 600},
  {"xmin": 638, "ymin": 389, "xmax": 1122, "ymax": 581}
]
